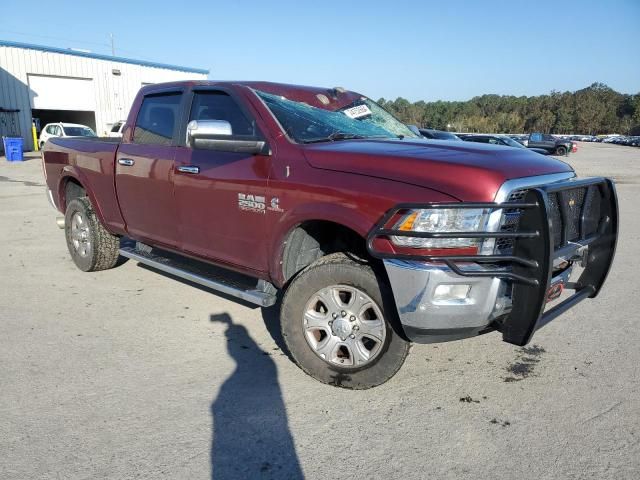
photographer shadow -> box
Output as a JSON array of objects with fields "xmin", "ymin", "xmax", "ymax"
[{"xmin": 209, "ymin": 313, "xmax": 303, "ymax": 479}]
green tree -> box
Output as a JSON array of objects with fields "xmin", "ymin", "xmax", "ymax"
[{"xmin": 377, "ymin": 82, "xmax": 631, "ymax": 135}]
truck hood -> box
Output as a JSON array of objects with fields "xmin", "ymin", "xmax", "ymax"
[{"xmin": 302, "ymin": 139, "xmax": 574, "ymax": 201}]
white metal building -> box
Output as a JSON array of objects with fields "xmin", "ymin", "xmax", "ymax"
[{"xmin": 0, "ymin": 40, "xmax": 208, "ymax": 151}]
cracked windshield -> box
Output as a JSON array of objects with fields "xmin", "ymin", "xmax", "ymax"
[{"xmin": 255, "ymin": 89, "xmax": 419, "ymax": 143}]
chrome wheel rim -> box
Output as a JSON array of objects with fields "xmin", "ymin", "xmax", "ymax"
[
  {"xmin": 303, "ymin": 285, "xmax": 386, "ymax": 367},
  {"xmin": 70, "ymin": 212, "xmax": 90, "ymax": 257}
]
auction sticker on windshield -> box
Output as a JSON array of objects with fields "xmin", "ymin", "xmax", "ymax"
[{"xmin": 342, "ymin": 104, "xmax": 372, "ymax": 119}]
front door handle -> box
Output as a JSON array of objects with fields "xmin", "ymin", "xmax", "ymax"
[
  {"xmin": 118, "ymin": 158, "xmax": 135, "ymax": 166},
  {"xmin": 177, "ymin": 166, "xmax": 200, "ymax": 174}
]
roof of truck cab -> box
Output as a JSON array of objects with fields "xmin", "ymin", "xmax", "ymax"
[
  {"xmin": 140, "ymin": 81, "xmax": 364, "ymax": 111},
  {"xmin": 140, "ymin": 80, "xmax": 360, "ymax": 98}
]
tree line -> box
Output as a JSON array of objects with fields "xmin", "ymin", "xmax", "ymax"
[{"xmin": 377, "ymin": 83, "xmax": 640, "ymax": 135}]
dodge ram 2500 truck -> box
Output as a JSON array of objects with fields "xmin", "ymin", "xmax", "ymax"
[{"xmin": 42, "ymin": 81, "xmax": 618, "ymax": 389}]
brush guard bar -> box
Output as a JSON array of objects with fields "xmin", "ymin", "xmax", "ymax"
[{"xmin": 367, "ymin": 177, "xmax": 618, "ymax": 346}]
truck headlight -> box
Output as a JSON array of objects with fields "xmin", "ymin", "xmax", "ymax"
[{"xmin": 391, "ymin": 208, "xmax": 489, "ymax": 252}]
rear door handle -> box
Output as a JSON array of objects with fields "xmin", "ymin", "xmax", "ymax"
[
  {"xmin": 177, "ymin": 166, "xmax": 200, "ymax": 174},
  {"xmin": 118, "ymin": 158, "xmax": 135, "ymax": 166}
]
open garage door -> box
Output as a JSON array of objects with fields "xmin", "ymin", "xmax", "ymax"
[
  {"xmin": 28, "ymin": 74, "xmax": 97, "ymax": 132},
  {"xmin": 31, "ymin": 109, "xmax": 96, "ymax": 131}
]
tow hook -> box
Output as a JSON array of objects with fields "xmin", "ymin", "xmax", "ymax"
[
  {"xmin": 567, "ymin": 243, "xmax": 589, "ymax": 268},
  {"xmin": 577, "ymin": 245, "xmax": 589, "ymax": 267}
]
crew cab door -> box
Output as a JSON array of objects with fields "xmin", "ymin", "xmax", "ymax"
[
  {"xmin": 115, "ymin": 90, "xmax": 184, "ymax": 247},
  {"xmin": 172, "ymin": 88, "xmax": 271, "ymax": 273}
]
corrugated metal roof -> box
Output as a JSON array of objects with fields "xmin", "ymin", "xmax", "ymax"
[{"xmin": 0, "ymin": 39, "xmax": 209, "ymax": 75}]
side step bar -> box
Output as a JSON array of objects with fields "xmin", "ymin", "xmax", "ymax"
[{"xmin": 119, "ymin": 245, "xmax": 277, "ymax": 308}]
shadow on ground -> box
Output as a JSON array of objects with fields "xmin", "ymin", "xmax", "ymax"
[{"xmin": 209, "ymin": 313, "xmax": 303, "ymax": 479}]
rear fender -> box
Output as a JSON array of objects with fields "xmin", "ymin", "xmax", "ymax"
[{"xmin": 58, "ymin": 167, "xmax": 109, "ymax": 229}]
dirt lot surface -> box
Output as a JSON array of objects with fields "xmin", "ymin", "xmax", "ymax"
[{"xmin": 1, "ymin": 143, "xmax": 639, "ymax": 479}]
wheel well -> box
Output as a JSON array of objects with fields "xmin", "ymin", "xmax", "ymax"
[
  {"xmin": 281, "ymin": 221, "xmax": 369, "ymax": 283},
  {"xmin": 63, "ymin": 178, "xmax": 86, "ymax": 210}
]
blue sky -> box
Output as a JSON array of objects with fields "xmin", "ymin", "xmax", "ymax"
[{"xmin": 2, "ymin": 0, "xmax": 638, "ymax": 101}]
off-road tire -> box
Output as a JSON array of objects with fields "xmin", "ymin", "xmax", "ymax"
[
  {"xmin": 555, "ymin": 146, "xmax": 567, "ymax": 156},
  {"xmin": 280, "ymin": 252, "xmax": 410, "ymax": 389},
  {"xmin": 64, "ymin": 197, "xmax": 120, "ymax": 272}
]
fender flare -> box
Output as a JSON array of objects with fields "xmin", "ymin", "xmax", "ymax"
[{"xmin": 58, "ymin": 167, "xmax": 109, "ymax": 228}]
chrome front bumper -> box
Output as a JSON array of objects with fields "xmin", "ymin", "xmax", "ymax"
[
  {"xmin": 384, "ymin": 259, "xmax": 577, "ymax": 344},
  {"xmin": 384, "ymin": 259, "xmax": 509, "ymax": 343}
]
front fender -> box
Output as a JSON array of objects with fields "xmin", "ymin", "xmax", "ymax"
[{"xmin": 267, "ymin": 202, "xmax": 374, "ymax": 286}]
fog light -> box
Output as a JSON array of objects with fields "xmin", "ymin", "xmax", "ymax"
[{"xmin": 433, "ymin": 284, "xmax": 471, "ymax": 303}]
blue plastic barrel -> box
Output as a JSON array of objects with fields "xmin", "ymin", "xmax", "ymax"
[{"xmin": 2, "ymin": 137, "xmax": 24, "ymax": 162}]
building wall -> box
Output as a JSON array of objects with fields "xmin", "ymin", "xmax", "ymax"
[{"xmin": 0, "ymin": 44, "xmax": 207, "ymax": 151}]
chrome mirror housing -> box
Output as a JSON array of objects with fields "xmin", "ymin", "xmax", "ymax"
[
  {"xmin": 186, "ymin": 120, "xmax": 233, "ymax": 146},
  {"xmin": 185, "ymin": 119, "xmax": 269, "ymax": 155}
]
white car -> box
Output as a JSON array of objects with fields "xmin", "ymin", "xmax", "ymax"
[
  {"xmin": 107, "ymin": 120, "xmax": 126, "ymax": 138},
  {"xmin": 39, "ymin": 122, "xmax": 96, "ymax": 148}
]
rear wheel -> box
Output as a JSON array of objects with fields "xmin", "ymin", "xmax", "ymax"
[
  {"xmin": 64, "ymin": 197, "xmax": 120, "ymax": 272},
  {"xmin": 280, "ymin": 253, "xmax": 409, "ymax": 389},
  {"xmin": 555, "ymin": 146, "xmax": 567, "ymax": 156}
]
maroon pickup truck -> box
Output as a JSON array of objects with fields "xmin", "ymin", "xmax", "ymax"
[{"xmin": 42, "ymin": 81, "xmax": 618, "ymax": 389}]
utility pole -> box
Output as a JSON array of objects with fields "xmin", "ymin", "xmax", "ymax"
[{"xmin": 110, "ymin": 33, "xmax": 115, "ymax": 56}]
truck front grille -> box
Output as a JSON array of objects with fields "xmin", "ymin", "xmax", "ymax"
[{"xmin": 497, "ymin": 185, "xmax": 601, "ymax": 253}]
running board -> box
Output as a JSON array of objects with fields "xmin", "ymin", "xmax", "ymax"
[{"xmin": 119, "ymin": 244, "xmax": 277, "ymax": 307}]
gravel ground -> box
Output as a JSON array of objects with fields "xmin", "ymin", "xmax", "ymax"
[{"xmin": 1, "ymin": 142, "xmax": 638, "ymax": 479}]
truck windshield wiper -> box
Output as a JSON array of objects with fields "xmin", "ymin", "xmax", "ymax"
[{"xmin": 302, "ymin": 132, "xmax": 367, "ymax": 144}]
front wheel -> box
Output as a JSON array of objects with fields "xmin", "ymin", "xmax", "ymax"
[
  {"xmin": 280, "ymin": 253, "xmax": 410, "ymax": 389},
  {"xmin": 64, "ymin": 197, "xmax": 120, "ymax": 272}
]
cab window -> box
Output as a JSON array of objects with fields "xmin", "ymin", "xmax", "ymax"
[
  {"xmin": 133, "ymin": 93, "xmax": 182, "ymax": 145},
  {"xmin": 189, "ymin": 91, "xmax": 256, "ymax": 137},
  {"xmin": 530, "ymin": 133, "xmax": 542, "ymax": 142}
]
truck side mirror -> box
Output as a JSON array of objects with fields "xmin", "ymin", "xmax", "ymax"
[{"xmin": 186, "ymin": 120, "xmax": 269, "ymax": 155}]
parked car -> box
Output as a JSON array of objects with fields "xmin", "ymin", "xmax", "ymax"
[
  {"xmin": 39, "ymin": 122, "xmax": 96, "ymax": 149},
  {"xmin": 419, "ymin": 128, "xmax": 461, "ymax": 141},
  {"xmin": 527, "ymin": 132, "xmax": 573, "ymax": 156},
  {"xmin": 459, "ymin": 134, "xmax": 548, "ymax": 155},
  {"xmin": 509, "ymin": 134, "xmax": 529, "ymax": 147},
  {"xmin": 41, "ymin": 81, "xmax": 618, "ymax": 389},
  {"xmin": 108, "ymin": 120, "xmax": 126, "ymax": 138}
]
